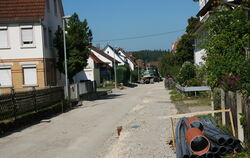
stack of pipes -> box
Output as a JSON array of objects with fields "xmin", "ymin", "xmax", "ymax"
[{"xmin": 175, "ymin": 117, "xmax": 242, "ymax": 158}]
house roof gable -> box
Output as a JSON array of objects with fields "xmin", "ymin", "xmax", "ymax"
[
  {"xmin": 89, "ymin": 46, "xmax": 120, "ymax": 63},
  {"xmin": 0, "ymin": 0, "xmax": 46, "ymax": 21}
]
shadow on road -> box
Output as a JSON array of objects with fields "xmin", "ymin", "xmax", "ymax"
[{"xmin": 97, "ymin": 94, "xmax": 124, "ymax": 100}]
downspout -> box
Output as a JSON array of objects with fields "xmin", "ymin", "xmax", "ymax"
[{"xmin": 41, "ymin": 19, "xmax": 47, "ymax": 87}]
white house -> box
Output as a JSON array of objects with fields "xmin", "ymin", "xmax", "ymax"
[
  {"xmin": 103, "ymin": 45, "xmax": 127, "ymax": 66},
  {"xmin": 74, "ymin": 53, "xmax": 108, "ymax": 86},
  {"xmin": 103, "ymin": 45, "xmax": 136, "ymax": 71},
  {"xmin": 192, "ymin": 0, "xmax": 242, "ymax": 65},
  {"xmin": 0, "ymin": 0, "xmax": 64, "ymax": 90},
  {"xmin": 117, "ymin": 48, "xmax": 135, "ymax": 71},
  {"xmin": 89, "ymin": 46, "xmax": 120, "ymax": 67}
]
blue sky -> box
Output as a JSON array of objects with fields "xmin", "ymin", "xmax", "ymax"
[{"xmin": 62, "ymin": 0, "xmax": 199, "ymax": 51}]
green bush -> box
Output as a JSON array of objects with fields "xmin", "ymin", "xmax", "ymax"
[
  {"xmin": 116, "ymin": 65, "xmax": 131, "ymax": 84},
  {"xmin": 177, "ymin": 61, "xmax": 196, "ymax": 86},
  {"xmin": 186, "ymin": 78, "xmax": 202, "ymax": 86},
  {"xmin": 131, "ymin": 69, "xmax": 140, "ymax": 83}
]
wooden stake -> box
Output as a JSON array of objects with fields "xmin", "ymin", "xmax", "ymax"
[
  {"xmin": 170, "ymin": 117, "xmax": 176, "ymax": 147},
  {"xmin": 229, "ymin": 109, "xmax": 236, "ymax": 137}
]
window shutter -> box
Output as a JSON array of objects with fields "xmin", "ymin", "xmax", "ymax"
[
  {"xmin": 21, "ymin": 28, "xmax": 33, "ymax": 43},
  {"xmin": 23, "ymin": 67, "xmax": 37, "ymax": 85},
  {"xmin": 0, "ymin": 68, "xmax": 12, "ymax": 86},
  {"xmin": 0, "ymin": 28, "xmax": 8, "ymax": 48}
]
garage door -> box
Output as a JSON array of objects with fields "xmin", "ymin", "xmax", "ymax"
[{"xmin": 0, "ymin": 68, "xmax": 12, "ymax": 86}]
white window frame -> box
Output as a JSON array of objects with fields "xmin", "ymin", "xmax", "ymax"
[
  {"xmin": 0, "ymin": 65, "xmax": 12, "ymax": 87},
  {"xmin": 22, "ymin": 65, "xmax": 38, "ymax": 87},
  {"xmin": 0, "ymin": 26, "xmax": 10, "ymax": 49},
  {"xmin": 20, "ymin": 25, "xmax": 35, "ymax": 48}
]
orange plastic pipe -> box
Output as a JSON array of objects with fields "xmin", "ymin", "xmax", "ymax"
[{"xmin": 185, "ymin": 128, "xmax": 210, "ymax": 156}]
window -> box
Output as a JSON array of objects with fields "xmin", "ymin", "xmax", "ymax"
[
  {"xmin": 0, "ymin": 67, "xmax": 12, "ymax": 86},
  {"xmin": 23, "ymin": 65, "xmax": 37, "ymax": 85},
  {"xmin": 21, "ymin": 25, "xmax": 34, "ymax": 47},
  {"xmin": 0, "ymin": 26, "xmax": 8, "ymax": 48},
  {"xmin": 43, "ymin": 28, "xmax": 48, "ymax": 47},
  {"xmin": 54, "ymin": 0, "xmax": 58, "ymax": 16}
]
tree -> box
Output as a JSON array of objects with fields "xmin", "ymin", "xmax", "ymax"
[
  {"xmin": 186, "ymin": 17, "xmax": 199, "ymax": 34},
  {"xmin": 175, "ymin": 17, "xmax": 199, "ymax": 65},
  {"xmin": 158, "ymin": 52, "xmax": 180, "ymax": 78},
  {"xmin": 203, "ymin": 4, "xmax": 250, "ymax": 94},
  {"xmin": 175, "ymin": 34, "xmax": 195, "ymax": 64},
  {"xmin": 54, "ymin": 13, "xmax": 93, "ymax": 82}
]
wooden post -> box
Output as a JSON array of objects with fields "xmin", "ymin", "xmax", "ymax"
[
  {"xmin": 211, "ymin": 91, "xmax": 215, "ymax": 117},
  {"xmin": 11, "ymin": 88, "xmax": 17, "ymax": 120},
  {"xmin": 221, "ymin": 89, "xmax": 226, "ymax": 125},
  {"xmin": 32, "ymin": 87, "xmax": 37, "ymax": 112},
  {"xmin": 170, "ymin": 117, "xmax": 176, "ymax": 147},
  {"xmin": 229, "ymin": 109, "xmax": 236, "ymax": 137},
  {"xmin": 236, "ymin": 92, "xmax": 244, "ymax": 142}
]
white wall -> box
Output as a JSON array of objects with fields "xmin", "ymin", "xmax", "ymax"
[
  {"xmin": 73, "ymin": 57, "xmax": 101, "ymax": 86},
  {"xmin": 90, "ymin": 49, "xmax": 112, "ymax": 67},
  {"xmin": 42, "ymin": 0, "xmax": 63, "ymax": 59},
  {"xmin": 0, "ymin": 24, "xmax": 44, "ymax": 59},
  {"xmin": 104, "ymin": 47, "xmax": 125, "ymax": 66},
  {"xmin": 194, "ymin": 49, "xmax": 206, "ymax": 66}
]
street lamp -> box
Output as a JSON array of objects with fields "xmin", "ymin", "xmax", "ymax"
[{"xmin": 62, "ymin": 15, "xmax": 71, "ymax": 98}]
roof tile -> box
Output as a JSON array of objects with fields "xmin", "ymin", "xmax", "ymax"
[{"xmin": 0, "ymin": 0, "xmax": 45, "ymax": 20}]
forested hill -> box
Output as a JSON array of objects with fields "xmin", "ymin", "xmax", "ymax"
[{"xmin": 131, "ymin": 50, "xmax": 166, "ymax": 62}]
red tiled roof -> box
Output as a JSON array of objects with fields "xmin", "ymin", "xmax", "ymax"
[
  {"xmin": 0, "ymin": 0, "xmax": 45, "ymax": 21},
  {"xmin": 89, "ymin": 53, "xmax": 105, "ymax": 64},
  {"xmin": 89, "ymin": 46, "xmax": 120, "ymax": 63}
]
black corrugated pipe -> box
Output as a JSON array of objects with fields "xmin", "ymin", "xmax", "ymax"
[
  {"xmin": 213, "ymin": 153, "xmax": 222, "ymax": 158},
  {"xmin": 181, "ymin": 119, "xmax": 192, "ymax": 158},
  {"xmin": 205, "ymin": 152, "xmax": 214, "ymax": 158},
  {"xmin": 175, "ymin": 118, "xmax": 184, "ymax": 158},
  {"xmin": 190, "ymin": 155, "xmax": 197, "ymax": 158},
  {"xmin": 176, "ymin": 118, "xmax": 192, "ymax": 158},
  {"xmin": 225, "ymin": 146, "xmax": 233, "ymax": 153},
  {"xmin": 203, "ymin": 129, "xmax": 226, "ymax": 145},
  {"xmin": 210, "ymin": 141, "xmax": 220, "ymax": 153},
  {"xmin": 218, "ymin": 146, "xmax": 227, "ymax": 155},
  {"xmin": 204, "ymin": 125, "xmax": 235, "ymax": 145}
]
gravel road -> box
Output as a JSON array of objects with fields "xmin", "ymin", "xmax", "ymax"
[{"xmin": 0, "ymin": 82, "xmax": 177, "ymax": 158}]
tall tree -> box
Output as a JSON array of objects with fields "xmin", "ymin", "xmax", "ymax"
[
  {"xmin": 186, "ymin": 17, "xmax": 199, "ymax": 34},
  {"xmin": 175, "ymin": 17, "xmax": 199, "ymax": 65},
  {"xmin": 175, "ymin": 34, "xmax": 195, "ymax": 64},
  {"xmin": 203, "ymin": 3, "xmax": 250, "ymax": 94},
  {"xmin": 54, "ymin": 13, "xmax": 92, "ymax": 82}
]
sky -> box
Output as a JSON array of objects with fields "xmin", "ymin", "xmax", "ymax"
[{"xmin": 62, "ymin": 0, "xmax": 199, "ymax": 51}]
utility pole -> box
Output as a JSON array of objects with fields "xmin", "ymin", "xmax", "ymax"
[{"xmin": 114, "ymin": 53, "xmax": 117, "ymax": 89}]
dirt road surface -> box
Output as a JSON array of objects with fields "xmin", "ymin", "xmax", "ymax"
[{"xmin": 0, "ymin": 82, "xmax": 177, "ymax": 158}]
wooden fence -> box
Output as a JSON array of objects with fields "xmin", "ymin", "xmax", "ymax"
[
  {"xmin": 0, "ymin": 87, "xmax": 64, "ymax": 121},
  {"xmin": 220, "ymin": 90, "xmax": 250, "ymax": 142}
]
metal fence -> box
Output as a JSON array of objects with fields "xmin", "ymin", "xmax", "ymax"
[{"xmin": 0, "ymin": 86, "xmax": 64, "ymax": 121}]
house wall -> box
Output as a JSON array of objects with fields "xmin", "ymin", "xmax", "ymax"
[
  {"xmin": 0, "ymin": 58, "xmax": 55, "ymax": 89},
  {"xmin": 42, "ymin": 0, "xmax": 63, "ymax": 59},
  {"xmin": 73, "ymin": 57, "xmax": 101, "ymax": 86},
  {"xmin": 90, "ymin": 49, "xmax": 112, "ymax": 67},
  {"xmin": 194, "ymin": 49, "xmax": 206, "ymax": 66},
  {"xmin": 104, "ymin": 47, "xmax": 125, "ymax": 66},
  {"xmin": 0, "ymin": 24, "xmax": 44, "ymax": 59}
]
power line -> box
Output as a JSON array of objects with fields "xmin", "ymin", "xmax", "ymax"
[{"xmin": 92, "ymin": 29, "xmax": 185, "ymax": 43}]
